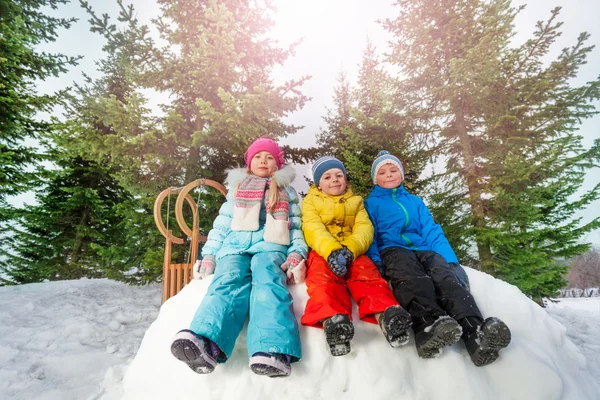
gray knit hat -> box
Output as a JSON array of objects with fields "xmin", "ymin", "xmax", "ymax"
[{"xmin": 371, "ymin": 150, "xmax": 404, "ymax": 184}]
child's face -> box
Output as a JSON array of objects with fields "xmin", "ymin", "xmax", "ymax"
[
  {"xmin": 250, "ymin": 151, "xmax": 278, "ymax": 178},
  {"xmin": 376, "ymin": 163, "xmax": 403, "ymax": 189},
  {"xmin": 318, "ymin": 168, "xmax": 347, "ymax": 196}
]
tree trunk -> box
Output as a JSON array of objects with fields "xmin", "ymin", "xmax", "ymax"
[
  {"xmin": 184, "ymin": 118, "xmax": 204, "ymax": 184},
  {"xmin": 453, "ymin": 99, "xmax": 494, "ymax": 274},
  {"xmin": 69, "ymin": 208, "xmax": 90, "ymax": 278}
]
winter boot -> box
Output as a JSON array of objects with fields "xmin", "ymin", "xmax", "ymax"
[
  {"xmin": 323, "ymin": 314, "xmax": 354, "ymax": 356},
  {"xmin": 461, "ymin": 316, "xmax": 511, "ymax": 366},
  {"xmin": 414, "ymin": 316, "xmax": 462, "ymax": 359},
  {"xmin": 379, "ymin": 305, "xmax": 412, "ymax": 347},
  {"xmin": 170, "ymin": 329, "xmax": 220, "ymax": 374},
  {"xmin": 250, "ymin": 352, "xmax": 292, "ymax": 377}
]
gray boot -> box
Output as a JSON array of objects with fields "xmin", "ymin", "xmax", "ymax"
[
  {"xmin": 461, "ymin": 317, "xmax": 511, "ymax": 366},
  {"xmin": 323, "ymin": 314, "xmax": 354, "ymax": 356},
  {"xmin": 379, "ymin": 305, "xmax": 412, "ymax": 347},
  {"xmin": 414, "ymin": 316, "xmax": 462, "ymax": 358}
]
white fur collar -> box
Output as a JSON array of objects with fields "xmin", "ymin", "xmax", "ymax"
[
  {"xmin": 273, "ymin": 165, "xmax": 296, "ymax": 187},
  {"xmin": 224, "ymin": 164, "xmax": 296, "ymax": 189}
]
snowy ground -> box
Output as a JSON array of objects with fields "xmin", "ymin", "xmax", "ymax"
[
  {"xmin": 0, "ymin": 275, "xmax": 599, "ymax": 400},
  {"xmin": 546, "ymin": 296, "xmax": 600, "ymax": 314},
  {"xmin": 545, "ymin": 297, "xmax": 600, "ymax": 384},
  {"xmin": 0, "ymin": 279, "xmax": 161, "ymax": 400}
]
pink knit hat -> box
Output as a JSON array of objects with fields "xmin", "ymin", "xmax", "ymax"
[{"xmin": 244, "ymin": 137, "xmax": 285, "ymax": 169}]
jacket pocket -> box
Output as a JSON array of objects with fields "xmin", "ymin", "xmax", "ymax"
[
  {"xmin": 264, "ymin": 214, "xmax": 290, "ymax": 245},
  {"xmin": 231, "ymin": 203, "xmax": 260, "ymax": 231}
]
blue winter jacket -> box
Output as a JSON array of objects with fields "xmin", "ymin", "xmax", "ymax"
[
  {"xmin": 201, "ymin": 166, "xmax": 308, "ymax": 261},
  {"xmin": 364, "ymin": 184, "xmax": 458, "ymax": 265}
]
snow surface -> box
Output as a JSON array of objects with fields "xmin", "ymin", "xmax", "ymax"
[
  {"xmin": 123, "ymin": 268, "xmax": 600, "ymax": 400},
  {"xmin": 545, "ymin": 297, "xmax": 600, "ymax": 383},
  {"xmin": 547, "ymin": 297, "xmax": 600, "ymax": 314},
  {"xmin": 0, "ymin": 279, "xmax": 161, "ymax": 400},
  {"xmin": 1, "ymin": 272, "xmax": 599, "ymax": 400}
]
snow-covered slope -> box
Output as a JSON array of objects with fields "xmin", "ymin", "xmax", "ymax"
[
  {"xmin": 122, "ymin": 269, "xmax": 600, "ymax": 400},
  {"xmin": 0, "ymin": 279, "xmax": 161, "ymax": 400}
]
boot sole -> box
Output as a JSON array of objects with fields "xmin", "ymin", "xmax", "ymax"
[
  {"xmin": 381, "ymin": 306, "xmax": 412, "ymax": 348},
  {"xmin": 470, "ymin": 318, "xmax": 511, "ymax": 367},
  {"xmin": 250, "ymin": 355, "xmax": 291, "ymax": 378},
  {"xmin": 329, "ymin": 342, "xmax": 352, "ymax": 356},
  {"xmin": 417, "ymin": 318, "xmax": 462, "ymax": 359},
  {"xmin": 324, "ymin": 314, "xmax": 354, "ymax": 356},
  {"xmin": 250, "ymin": 363, "xmax": 290, "ymax": 378},
  {"xmin": 170, "ymin": 331, "xmax": 217, "ymax": 374}
]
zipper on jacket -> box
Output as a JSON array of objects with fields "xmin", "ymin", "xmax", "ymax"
[{"xmin": 391, "ymin": 188, "xmax": 414, "ymax": 249}]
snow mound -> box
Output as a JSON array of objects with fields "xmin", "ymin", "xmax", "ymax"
[{"xmin": 122, "ymin": 269, "xmax": 599, "ymax": 400}]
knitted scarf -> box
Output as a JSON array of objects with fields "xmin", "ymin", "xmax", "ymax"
[{"xmin": 231, "ymin": 175, "xmax": 290, "ymax": 245}]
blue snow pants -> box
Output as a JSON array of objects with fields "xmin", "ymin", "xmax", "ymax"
[{"xmin": 189, "ymin": 251, "xmax": 301, "ymax": 361}]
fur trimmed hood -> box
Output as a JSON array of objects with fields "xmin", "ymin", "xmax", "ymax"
[{"xmin": 224, "ymin": 164, "xmax": 296, "ymax": 189}]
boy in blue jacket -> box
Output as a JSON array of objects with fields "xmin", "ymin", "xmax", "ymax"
[{"xmin": 364, "ymin": 151, "xmax": 511, "ymax": 366}]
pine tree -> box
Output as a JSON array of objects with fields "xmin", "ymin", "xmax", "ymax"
[
  {"xmin": 68, "ymin": 0, "xmax": 309, "ymax": 192},
  {"xmin": 425, "ymin": 172, "xmax": 476, "ymax": 265},
  {"xmin": 42, "ymin": 1, "xmax": 172, "ymax": 284},
  {"xmin": 54, "ymin": 0, "xmax": 309, "ymax": 282},
  {"xmin": 0, "ymin": 156, "xmax": 129, "ymax": 284},
  {"xmin": 319, "ymin": 42, "xmax": 432, "ymax": 198},
  {"xmin": 383, "ymin": 0, "xmax": 516, "ymax": 271},
  {"xmin": 0, "ymin": 0, "xmax": 79, "ymax": 213},
  {"xmin": 484, "ymin": 9, "xmax": 600, "ymax": 301},
  {"xmin": 382, "ymin": 0, "xmax": 600, "ymax": 299}
]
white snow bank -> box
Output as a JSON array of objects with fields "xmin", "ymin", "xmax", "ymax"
[
  {"xmin": 547, "ymin": 297, "xmax": 600, "ymax": 314},
  {"xmin": 546, "ymin": 298, "xmax": 600, "ymax": 382},
  {"xmin": 0, "ymin": 279, "xmax": 160, "ymax": 400},
  {"xmin": 122, "ymin": 269, "xmax": 600, "ymax": 400}
]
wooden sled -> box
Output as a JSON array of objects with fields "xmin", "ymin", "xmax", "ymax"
[{"xmin": 153, "ymin": 179, "xmax": 227, "ymax": 303}]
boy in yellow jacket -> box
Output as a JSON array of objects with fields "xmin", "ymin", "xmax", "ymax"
[{"xmin": 301, "ymin": 156, "xmax": 411, "ymax": 356}]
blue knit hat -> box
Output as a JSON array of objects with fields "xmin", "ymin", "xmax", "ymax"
[
  {"xmin": 312, "ymin": 156, "xmax": 346, "ymax": 185},
  {"xmin": 371, "ymin": 150, "xmax": 404, "ymax": 184}
]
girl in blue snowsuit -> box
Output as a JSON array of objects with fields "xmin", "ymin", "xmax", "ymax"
[
  {"xmin": 170, "ymin": 138, "xmax": 308, "ymax": 378},
  {"xmin": 365, "ymin": 151, "xmax": 511, "ymax": 367}
]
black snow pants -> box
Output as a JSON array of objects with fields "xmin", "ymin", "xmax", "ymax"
[{"xmin": 381, "ymin": 246, "xmax": 483, "ymax": 332}]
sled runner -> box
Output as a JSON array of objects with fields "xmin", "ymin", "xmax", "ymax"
[{"xmin": 154, "ymin": 179, "xmax": 227, "ymax": 302}]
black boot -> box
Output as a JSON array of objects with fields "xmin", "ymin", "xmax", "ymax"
[
  {"xmin": 323, "ymin": 314, "xmax": 354, "ymax": 356},
  {"xmin": 379, "ymin": 305, "xmax": 412, "ymax": 348},
  {"xmin": 414, "ymin": 316, "xmax": 462, "ymax": 359},
  {"xmin": 461, "ymin": 316, "xmax": 511, "ymax": 366},
  {"xmin": 459, "ymin": 316, "xmax": 484, "ymax": 339}
]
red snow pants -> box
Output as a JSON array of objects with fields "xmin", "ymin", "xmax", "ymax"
[{"xmin": 301, "ymin": 250, "xmax": 399, "ymax": 327}]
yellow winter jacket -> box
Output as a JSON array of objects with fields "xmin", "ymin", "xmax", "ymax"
[{"xmin": 301, "ymin": 185, "xmax": 374, "ymax": 261}]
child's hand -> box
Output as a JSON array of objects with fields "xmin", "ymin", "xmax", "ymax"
[
  {"xmin": 280, "ymin": 252, "xmax": 302, "ymax": 271},
  {"xmin": 281, "ymin": 252, "xmax": 305, "ymax": 284},
  {"xmin": 193, "ymin": 256, "xmax": 215, "ymax": 280},
  {"xmin": 286, "ymin": 259, "xmax": 307, "ymax": 285},
  {"xmin": 327, "ymin": 247, "xmax": 353, "ymax": 277},
  {"xmin": 340, "ymin": 247, "xmax": 354, "ymax": 264}
]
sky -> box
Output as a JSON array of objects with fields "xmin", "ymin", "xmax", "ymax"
[{"xmin": 23, "ymin": 0, "xmax": 600, "ymax": 245}]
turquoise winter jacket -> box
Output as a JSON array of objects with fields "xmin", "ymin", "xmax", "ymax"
[
  {"xmin": 364, "ymin": 184, "xmax": 458, "ymax": 264},
  {"xmin": 201, "ymin": 165, "xmax": 308, "ymax": 261}
]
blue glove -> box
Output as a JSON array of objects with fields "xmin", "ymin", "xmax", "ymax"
[
  {"xmin": 449, "ymin": 262, "xmax": 470, "ymax": 291},
  {"xmin": 327, "ymin": 247, "xmax": 354, "ymax": 277}
]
